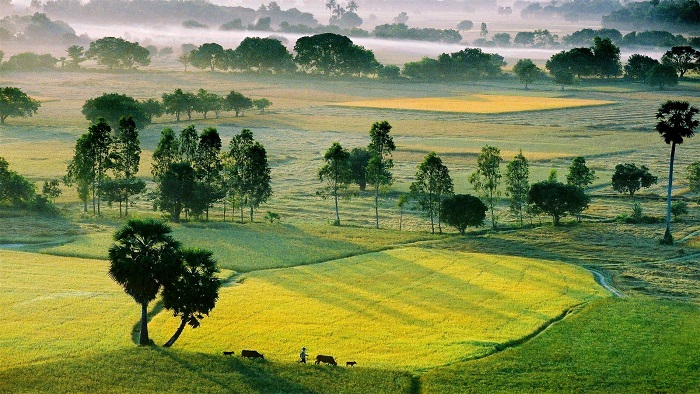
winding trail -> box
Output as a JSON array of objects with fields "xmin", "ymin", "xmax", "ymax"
[{"xmin": 586, "ymin": 267, "xmax": 625, "ymax": 298}]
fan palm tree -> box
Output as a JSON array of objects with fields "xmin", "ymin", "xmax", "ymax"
[
  {"xmin": 656, "ymin": 100, "xmax": 699, "ymax": 244},
  {"xmin": 108, "ymin": 219, "xmax": 182, "ymax": 345},
  {"xmin": 325, "ymin": 0, "xmax": 336, "ymax": 19},
  {"xmin": 162, "ymin": 248, "xmax": 222, "ymax": 347}
]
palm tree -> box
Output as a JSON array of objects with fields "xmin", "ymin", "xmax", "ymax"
[
  {"xmin": 162, "ymin": 249, "xmax": 222, "ymax": 347},
  {"xmin": 108, "ymin": 219, "xmax": 182, "ymax": 345},
  {"xmin": 347, "ymin": 1, "xmax": 359, "ymax": 12},
  {"xmin": 325, "ymin": 0, "xmax": 336, "ymax": 19},
  {"xmin": 656, "ymin": 100, "xmax": 699, "ymax": 244},
  {"xmin": 333, "ymin": 3, "xmax": 346, "ymax": 17}
]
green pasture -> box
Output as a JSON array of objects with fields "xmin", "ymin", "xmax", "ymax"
[{"xmin": 421, "ymin": 298, "xmax": 700, "ymax": 393}]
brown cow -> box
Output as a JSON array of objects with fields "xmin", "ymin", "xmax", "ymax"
[
  {"xmin": 241, "ymin": 349, "xmax": 264, "ymax": 359},
  {"xmin": 315, "ymin": 355, "xmax": 337, "ymax": 365}
]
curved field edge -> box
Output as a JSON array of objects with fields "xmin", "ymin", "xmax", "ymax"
[
  {"xmin": 148, "ymin": 247, "xmax": 608, "ymax": 371},
  {"xmin": 421, "ymin": 297, "xmax": 700, "ymax": 393}
]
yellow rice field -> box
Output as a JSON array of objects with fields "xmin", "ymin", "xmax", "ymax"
[
  {"xmin": 149, "ymin": 247, "xmax": 608, "ymax": 371},
  {"xmin": 333, "ymin": 95, "xmax": 615, "ymax": 114}
]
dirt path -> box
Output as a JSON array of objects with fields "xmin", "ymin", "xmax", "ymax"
[{"xmin": 586, "ymin": 267, "xmax": 625, "ymax": 298}]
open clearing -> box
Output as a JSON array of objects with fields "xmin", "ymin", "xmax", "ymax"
[
  {"xmin": 332, "ymin": 94, "xmax": 616, "ymax": 114},
  {"xmin": 149, "ymin": 247, "xmax": 607, "ymax": 370}
]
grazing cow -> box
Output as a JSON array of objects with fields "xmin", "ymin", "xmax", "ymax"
[
  {"xmin": 346, "ymin": 361, "xmax": 356, "ymax": 367},
  {"xmin": 315, "ymin": 355, "xmax": 337, "ymax": 366},
  {"xmin": 222, "ymin": 351, "xmax": 234, "ymax": 356},
  {"xmin": 241, "ymin": 349, "xmax": 264, "ymax": 359}
]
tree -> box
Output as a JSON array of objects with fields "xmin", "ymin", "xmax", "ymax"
[
  {"xmin": 325, "ymin": 0, "xmax": 336, "ymax": 20},
  {"xmin": 227, "ymin": 129, "xmax": 272, "ymax": 222},
  {"xmin": 469, "ymin": 145, "xmax": 502, "ymax": 229},
  {"xmin": 233, "ymin": 37, "xmax": 295, "ymax": 73},
  {"xmin": 566, "ymin": 157, "xmax": 596, "ymax": 189},
  {"xmin": 687, "ymin": 161, "xmax": 700, "ymax": 196},
  {"xmin": 671, "ymin": 200, "xmax": 689, "ymax": 222},
  {"xmin": 224, "ymin": 90, "xmax": 253, "ymax": 117},
  {"xmin": 528, "ymin": 181, "xmax": 589, "ymax": 225},
  {"xmin": 647, "ymin": 64, "xmax": 678, "ymax": 90},
  {"xmin": 65, "ymin": 134, "xmax": 94, "ymax": 212},
  {"xmin": 592, "ymin": 36, "xmax": 622, "ymax": 78},
  {"xmin": 179, "ymin": 125, "xmax": 199, "ymax": 164},
  {"xmin": 318, "ymin": 142, "xmax": 351, "ymax": 225},
  {"xmin": 42, "ymin": 179, "xmax": 61, "ymax": 203},
  {"xmin": 457, "ymin": 20, "xmax": 474, "ymax": 30},
  {"xmin": 157, "ymin": 162, "xmax": 198, "ymax": 222},
  {"xmin": 110, "ymin": 116, "xmax": 145, "ymax": 217},
  {"xmin": 512, "ymin": 59, "xmax": 543, "ymax": 89},
  {"xmin": 409, "ymin": 152, "xmax": 453, "ymax": 234},
  {"xmin": 85, "ymin": 37, "xmax": 151, "ymax": 70},
  {"xmin": 611, "ymin": 163, "xmax": 657, "ymax": 199},
  {"xmin": 82, "ymin": 93, "xmax": 150, "ymax": 128},
  {"xmin": 480, "ymin": 22, "xmax": 488, "ymax": 37},
  {"xmin": 656, "ymin": 100, "xmax": 699, "ymax": 244},
  {"xmin": 162, "ymin": 89, "xmax": 197, "ymax": 122},
  {"xmin": 0, "ymin": 87, "xmax": 41, "ymax": 124},
  {"xmin": 66, "ymin": 45, "xmax": 85, "ymax": 69},
  {"xmin": 624, "ymin": 54, "xmax": 659, "ymax": 82},
  {"xmin": 294, "ymin": 33, "xmax": 378, "ymax": 76},
  {"xmin": 108, "ymin": 219, "xmax": 182, "ymax": 346},
  {"xmin": 367, "ymin": 121, "xmax": 395, "ymax": 229},
  {"xmin": 566, "ymin": 156, "xmax": 595, "ymax": 222},
  {"xmin": 253, "ymin": 98, "xmax": 272, "ymax": 113},
  {"xmin": 441, "ymin": 194, "xmax": 487, "ymax": 234},
  {"xmin": 349, "ymin": 147, "xmax": 371, "ymax": 191},
  {"xmin": 141, "ymin": 98, "xmax": 163, "ymax": 123},
  {"xmin": 505, "ymin": 150, "xmax": 529, "ymax": 227},
  {"xmin": 662, "ymin": 46, "xmax": 699, "ymax": 78},
  {"xmin": 0, "ymin": 157, "xmax": 36, "ymax": 207},
  {"xmin": 347, "ymin": 1, "xmax": 359, "ymax": 12},
  {"xmin": 188, "ymin": 43, "xmax": 228, "ymax": 71},
  {"xmin": 194, "ymin": 89, "xmax": 222, "ymax": 119},
  {"xmin": 194, "ymin": 127, "xmax": 224, "ymax": 221},
  {"xmin": 152, "ymin": 128, "xmax": 180, "ymax": 181},
  {"xmin": 161, "ymin": 248, "xmax": 222, "ymax": 348},
  {"xmin": 397, "ymin": 194, "xmax": 409, "ymax": 231}
]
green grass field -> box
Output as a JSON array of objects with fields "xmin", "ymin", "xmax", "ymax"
[{"xmin": 1, "ymin": 69, "xmax": 700, "ymax": 392}]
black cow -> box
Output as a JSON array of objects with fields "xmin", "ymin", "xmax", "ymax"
[
  {"xmin": 241, "ymin": 349, "xmax": 264, "ymax": 359},
  {"xmin": 315, "ymin": 355, "xmax": 337, "ymax": 365},
  {"xmin": 346, "ymin": 361, "xmax": 356, "ymax": 367},
  {"xmin": 222, "ymin": 351, "xmax": 234, "ymax": 356}
]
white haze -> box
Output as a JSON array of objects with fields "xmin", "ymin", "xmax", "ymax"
[{"xmin": 70, "ymin": 22, "xmax": 668, "ymax": 65}]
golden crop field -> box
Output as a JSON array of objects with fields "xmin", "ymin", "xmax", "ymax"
[
  {"xmin": 0, "ymin": 250, "xmax": 136, "ymax": 370},
  {"xmin": 148, "ymin": 247, "xmax": 608, "ymax": 371},
  {"xmin": 332, "ymin": 94, "xmax": 615, "ymax": 114}
]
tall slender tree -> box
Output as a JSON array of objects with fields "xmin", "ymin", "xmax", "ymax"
[
  {"xmin": 179, "ymin": 125, "xmax": 199, "ymax": 164},
  {"xmin": 469, "ymin": 145, "xmax": 502, "ymax": 229},
  {"xmin": 86, "ymin": 119, "xmax": 112, "ymax": 215},
  {"xmin": 505, "ymin": 150, "xmax": 529, "ymax": 227},
  {"xmin": 318, "ymin": 142, "xmax": 352, "ymax": 225},
  {"xmin": 108, "ymin": 219, "xmax": 182, "ymax": 346},
  {"xmin": 656, "ymin": 100, "xmax": 699, "ymax": 244},
  {"xmin": 367, "ymin": 121, "xmax": 395, "ymax": 229},
  {"xmin": 65, "ymin": 134, "xmax": 94, "ymax": 213},
  {"xmin": 111, "ymin": 116, "xmax": 144, "ymax": 217},
  {"xmin": 195, "ymin": 128, "xmax": 224, "ymax": 220},
  {"xmin": 152, "ymin": 128, "xmax": 180, "ymax": 181},
  {"xmin": 410, "ymin": 152, "xmax": 453, "ymax": 234}
]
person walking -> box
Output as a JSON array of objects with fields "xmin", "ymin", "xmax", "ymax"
[{"xmin": 299, "ymin": 346, "xmax": 308, "ymax": 363}]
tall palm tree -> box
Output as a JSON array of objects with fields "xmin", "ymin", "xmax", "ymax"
[
  {"xmin": 333, "ymin": 3, "xmax": 346, "ymax": 17},
  {"xmin": 347, "ymin": 0, "xmax": 359, "ymax": 12},
  {"xmin": 162, "ymin": 248, "xmax": 222, "ymax": 348},
  {"xmin": 325, "ymin": 0, "xmax": 336, "ymax": 19},
  {"xmin": 656, "ymin": 100, "xmax": 699, "ymax": 244},
  {"xmin": 108, "ymin": 219, "xmax": 182, "ymax": 345}
]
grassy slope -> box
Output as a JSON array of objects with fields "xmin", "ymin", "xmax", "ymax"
[
  {"xmin": 421, "ymin": 298, "xmax": 700, "ymax": 393},
  {"xmin": 148, "ymin": 247, "xmax": 606, "ymax": 370}
]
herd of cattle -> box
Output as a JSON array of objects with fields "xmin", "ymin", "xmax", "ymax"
[{"xmin": 227, "ymin": 350, "xmax": 356, "ymax": 367}]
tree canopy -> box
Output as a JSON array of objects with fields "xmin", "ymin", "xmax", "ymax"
[
  {"xmin": 528, "ymin": 181, "xmax": 589, "ymax": 225},
  {"xmin": 0, "ymin": 87, "xmax": 40, "ymax": 124},
  {"xmin": 82, "ymin": 93, "xmax": 151, "ymax": 128},
  {"xmin": 611, "ymin": 163, "xmax": 657, "ymax": 198},
  {"xmin": 441, "ymin": 194, "xmax": 487, "ymax": 234},
  {"xmin": 85, "ymin": 37, "xmax": 151, "ymax": 70},
  {"xmin": 410, "ymin": 152, "xmax": 453, "ymax": 234}
]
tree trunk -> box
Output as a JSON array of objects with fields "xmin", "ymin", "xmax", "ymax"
[
  {"xmin": 139, "ymin": 301, "xmax": 150, "ymax": 346},
  {"xmin": 663, "ymin": 142, "xmax": 676, "ymax": 244},
  {"xmin": 374, "ymin": 183, "xmax": 380, "ymax": 229},
  {"xmin": 334, "ymin": 182, "xmax": 340, "ymax": 225},
  {"xmin": 163, "ymin": 317, "xmax": 188, "ymax": 348},
  {"xmin": 250, "ymin": 203, "xmax": 254, "ymax": 223}
]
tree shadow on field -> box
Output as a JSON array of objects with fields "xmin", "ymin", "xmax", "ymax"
[{"xmin": 153, "ymin": 348, "xmax": 314, "ymax": 394}]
